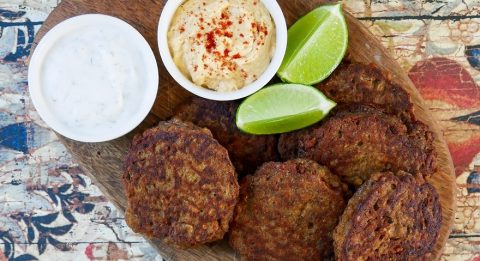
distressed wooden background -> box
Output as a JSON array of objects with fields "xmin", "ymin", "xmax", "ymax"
[{"xmin": 0, "ymin": 0, "xmax": 478, "ymax": 260}]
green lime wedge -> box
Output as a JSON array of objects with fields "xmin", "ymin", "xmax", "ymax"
[
  {"xmin": 278, "ymin": 3, "xmax": 348, "ymax": 85},
  {"xmin": 236, "ymin": 84, "xmax": 336, "ymax": 135}
]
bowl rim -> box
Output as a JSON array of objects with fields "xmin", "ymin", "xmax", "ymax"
[
  {"xmin": 28, "ymin": 14, "xmax": 159, "ymax": 143},
  {"xmin": 158, "ymin": 0, "xmax": 288, "ymax": 101}
]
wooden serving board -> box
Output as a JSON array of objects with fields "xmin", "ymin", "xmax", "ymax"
[{"xmin": 29, "ymin": 1, "xmax": 456, "ymax": 260}]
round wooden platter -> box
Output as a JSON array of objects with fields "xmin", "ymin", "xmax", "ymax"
[{"xmin": 29, "ymin": 0, "xmax": 456, "ymax": 260}]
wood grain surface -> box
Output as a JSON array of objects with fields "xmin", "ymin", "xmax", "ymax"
[{"xmin": 29, "ymin": 0, "xmax": 456, "ymax": 260}]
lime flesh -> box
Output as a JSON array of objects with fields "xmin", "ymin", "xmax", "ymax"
[
  {"xmin": 236, "ymin": 84, "xmax": 336, "ymax": 135},
  {"xmin": 277, "ymin": 4, "xmax": 348, "ymax": 85}
]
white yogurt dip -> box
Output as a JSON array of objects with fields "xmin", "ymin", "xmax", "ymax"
[
  {"xmin": 42, "ymin": 26, "xmax": 143, "ymax": 129},
  {"xmin": 29, "ymin": 15, "xmax": 158, "ymax": 142}
]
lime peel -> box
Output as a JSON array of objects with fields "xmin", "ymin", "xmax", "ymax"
[
  {"xmin": 277, "ymin": 3, "xmax": 348, "ymax": 85},
  {"xmin": 236, "ymin": 84, "xmax": 337, "ymax": 135}
]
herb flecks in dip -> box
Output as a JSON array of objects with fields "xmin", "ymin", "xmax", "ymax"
[{"xmin": 168, "ymin": 0, "xmax": 276, "ymax": 92}]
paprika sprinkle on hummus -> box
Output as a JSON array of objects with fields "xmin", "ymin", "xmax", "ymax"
[{"xmin": 168, "ymin": 0, "xmax": 276, "ymax": 92}]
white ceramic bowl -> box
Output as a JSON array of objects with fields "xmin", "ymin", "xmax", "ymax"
[
  {"xmin": 28, "ymin": 14, "xmax": 159, "ymax": 143},
  {"xmin": 158, "ymin": 0, "xmax": 287, "ymax": 101}
]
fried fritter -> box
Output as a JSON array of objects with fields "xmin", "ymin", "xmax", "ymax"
[
  {"xmin": 174, "ymin": 97, "xmax": 279, "ymax": 175},
  {"xmin": 316, "ymin": 60, "xmax": 412, "ymax": 116},
  {"xmin": 333, "ymin": 172, "xmax": 442, "ymax": 261},
  {"xmin": 278, "ymin": 107, "xmax": 436, "ymax": 186},
  {"xmin": 229, "ymin": 159, "xmax": 349, "ymax": 260},
  {"xmin": 122, "ymin": 119, "xmax": 239, "ymax": 248}
]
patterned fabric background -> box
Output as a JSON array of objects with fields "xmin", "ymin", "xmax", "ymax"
[
  {"xmin": 0, "ymin": 0, "xmax": 478, "ymax": 260},
  {"xmin": 0, "ymin": 1, "xmax": 161, "ymax": 260}
]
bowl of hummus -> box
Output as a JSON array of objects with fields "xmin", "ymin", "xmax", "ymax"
[{"xmin": 158, "ymin": 0, "xmax": 287, "ymax": 101}]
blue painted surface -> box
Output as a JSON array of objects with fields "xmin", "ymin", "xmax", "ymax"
[
  {"xmin": 452, "ymin": 110, "xmax": 480, "ymax": 126},
  {"xmin": 465, "ymin": 44, "xmax": 480, "ymax": 70},
  {"xmin": 467, "ymin": 170, "xmax": 480, "ymax": 194},
  {"xmin": 0, "ymin": 14, "xmax": 40, "ymax": 62},
  {"xmin": 0, "ymin": 123, "xmax": 30, "ymax": 154},
  {"xmin": 0, "ymin": 10, "xmax": 26, "ymax": 20}
]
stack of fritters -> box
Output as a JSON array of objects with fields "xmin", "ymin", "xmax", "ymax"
[
  {"xmin": 277, "ymin": 58, "xmax": 437, "ymax": 188},
  {"xmin": 122, "ymin": 60, "xmax": 443, "ymax": 260}
]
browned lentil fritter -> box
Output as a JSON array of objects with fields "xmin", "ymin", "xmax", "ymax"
[
  {"xmin": 333, "ymin": 172, "xmax": 442, "ymax": 261},
  {"xmin": 278, "ymin": 105, "xmax": 436, "ymax": 186},
  {"xmin": 315, "ymin": 60, "xmax": 413, "ymax": 116},
  {"xmin": 229, "ymin": 159, "xmax": 349, "ymax": 260},
  {"xmin": 174, "ymin": 97, "xmax": 279, "ymax": 175},
  {"xmin": 122, "ymin": 119, "xmax": 239, "ymax": 248}
]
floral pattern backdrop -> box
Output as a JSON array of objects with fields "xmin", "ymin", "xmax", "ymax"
[
  {"xmin": 0, "ymin": 0, "xmax": 478, "ymax": 260},
  {"xmin": 0, "ymin": 1, "xmax": 161, "ymax": 260}
]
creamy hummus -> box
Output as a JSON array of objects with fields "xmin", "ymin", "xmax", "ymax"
[{"xmin": 168, "ymin": 0, "xmax": 276, "ymax": 92}]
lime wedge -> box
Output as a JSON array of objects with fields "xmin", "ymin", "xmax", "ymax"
[
  {"xmin": 277, "ymin": 4, "xmax": 348, "ymax": 85},
  {"xmin": 236, "ymin": 84, "xmax": 336, "ymax": 135}
]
